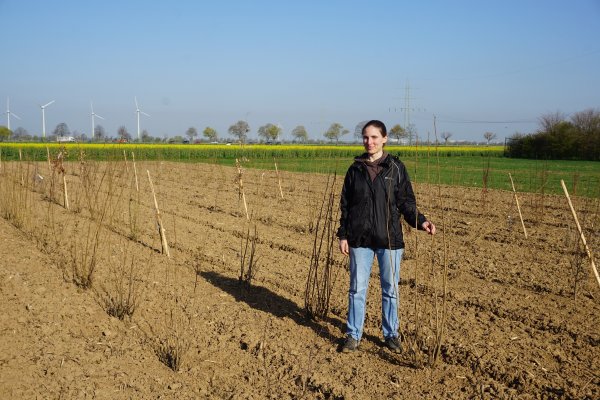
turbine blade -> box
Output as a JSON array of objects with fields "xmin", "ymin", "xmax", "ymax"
[
  {"xmin": 96, "ymin": 114, "xmax": 105, "ymax": 120},
  {"xmin": 42, "ymin": 100, "xmax": 55, "ymax": 108},
  {"xmin": 141, "ymin": 111, "xmax": 150, "ymax": 117},
  {"xmin": 135, "ymin": 97, "xmax": 139, "ymax": 109},
  {"xmin": 11, "ymin": 112, "xmax": 21, "ymax": 120}
]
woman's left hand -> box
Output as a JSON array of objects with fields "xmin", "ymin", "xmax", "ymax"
[{"xmin": 422, "ymin": 221, "xmax": 436, "ymax": 235}]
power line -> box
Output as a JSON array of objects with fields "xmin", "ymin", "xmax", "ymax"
[
  {"xmin": 418, "ymin": 49, "xmax": 600, "ymax": 81},
  {"xmin": 432, "ymin": 117, "xmax": 536, "ymax": 124}
]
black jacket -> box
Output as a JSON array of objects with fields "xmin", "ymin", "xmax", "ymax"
[{"xmin": 337, "ymin": 153, "xmax": 426, "ymax": 249}]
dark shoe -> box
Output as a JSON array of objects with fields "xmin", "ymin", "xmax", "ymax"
[
  {"xmin": 384, "ymin": 336, "xmax": 402, "ymax": 353},
  {"xmin": 341, "ymin": 335, "xmax": 359, "ymax": 353}
]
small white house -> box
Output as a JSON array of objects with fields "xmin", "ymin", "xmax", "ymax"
[{"xmin": 57, "ymin": 136, "xmax": 76, "ymax": 143}]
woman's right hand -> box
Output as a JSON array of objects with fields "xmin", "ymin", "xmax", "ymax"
[{"xmin": 339, "ymin": 239, "xmax": 349, "ymax": 256}]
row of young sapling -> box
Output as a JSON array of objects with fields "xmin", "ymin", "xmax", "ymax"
[
  {"xmin": 0, "ymin": 145, "xmax": 597, "ymax": 377},
  {"xmin": 503, "ymin": 170, "xmax": 599, "ymax": 297},
  {"xmin": 0, "ymin": 145, "xmax": 489, "ymax": 373},
  {"xmin": 420, "ymin": 131, "xmax": 599, "ymax": 300},
  {"xmin": 0, "ymin": 147, "xmax": 193, "ymax": 371},
  {"xmin": 0, "ymin": 147, "xmax": 294, "ymax": 374},
  {"xmin": 141, "ymin": 147, "xmax": 598, "ymax": 378}
]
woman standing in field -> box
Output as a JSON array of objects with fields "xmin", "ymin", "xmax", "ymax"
[{"xmin": 337, "ymin": 119, "xmax": 436, "ymax": 353}]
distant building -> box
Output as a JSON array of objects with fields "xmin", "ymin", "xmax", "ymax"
[{"xmin": 57, "ymin": 136, "xmax": 76, "ymax": 143}]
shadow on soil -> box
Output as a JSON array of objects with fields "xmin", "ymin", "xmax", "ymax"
[{"xmin": 200, "ymin": 270, "xmax": 383, "ymax": 349}]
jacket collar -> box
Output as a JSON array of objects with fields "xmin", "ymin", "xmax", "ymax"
[{"xmin": 354, "ymin": 151, "xmax": 391, "ymax": 166}]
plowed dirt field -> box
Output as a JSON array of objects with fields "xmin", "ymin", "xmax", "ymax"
[{"xmin": 0, "ymin": 161, "xmax": 598, "ymax": 399}]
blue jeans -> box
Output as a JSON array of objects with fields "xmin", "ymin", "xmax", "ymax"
[{"xmin": 347, "ymin": 247, "xmax": 403, "ymax": 341}]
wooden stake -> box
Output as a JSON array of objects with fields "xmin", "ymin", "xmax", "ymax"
[
  {"xmin": 561, "ymin": 180, "xmax": 599, "ymax": 289},
  {"xmin": 241, "ymin": 185, "xmax": 249, "ymax": 220},
  {"xmin": 46, "ymin": 146, "xmax": 51, "ymax": 174},
  {"xmin": 509, "ymin": 173, "xmax": 527, "ymax": 238},
  {"xmin": 274, "ymin": 159, "xmax": 284, "ymax": 199},
  {"xmin": 0, "ymin": 148, "xmax": 2, "ymax": 173},
  {"xmin": 123, "ymin": 150, "xmax": 129, "ymax": 173},
  {"xmin": 19, "ymin": 149, "xmax": 24, "ymax": 186},
  {"xmin": 147, "ymin": 170, "xmax": 170, "ymax": 257},
  {"xmin": 131, "ymin": 152, "xmax": 139, "ymax": 192},
  {"xmin": 63, "ymin": 174, "xmax": 70, "ymax": 210},
  {"xmin": 235, "ymin": 159, "xmax": 250, "ymax": 220}
]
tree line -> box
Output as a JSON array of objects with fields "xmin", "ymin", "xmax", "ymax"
[
  {"xmin": 0, "ymin": 120, "xmax": 410, "ymax": 144},
  {"xmin": 10, "ymin": 113, "xmax": 592, "ymax": 151},
  {"xmin": 505, "ymin": 109, "xmax": 600, "ymax": 160}
]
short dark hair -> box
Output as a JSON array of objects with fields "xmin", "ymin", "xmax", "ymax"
[{"xmin": 361, "ymin": 120, "xmax": 387, "ymax": 137}]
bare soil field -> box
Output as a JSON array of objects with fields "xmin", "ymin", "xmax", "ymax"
[{"xmin": 0, "ymin": 160, "xmax": 598, "ymax": 399}]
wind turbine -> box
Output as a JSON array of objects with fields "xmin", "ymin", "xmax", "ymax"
[
  {"xmin": 5, "ymin": 97, "xmax": 21, "ymax": 131},
  {"xmin": 135, "ymin": 97, "xmax": 150, "ymax": 140},
  {"xmin": 90, "ymin": 102, "xmax": 105, "ymax": 139},
  {"xmin": 40, "ymin": 100, "xmax": 55, "ymax": 139}
]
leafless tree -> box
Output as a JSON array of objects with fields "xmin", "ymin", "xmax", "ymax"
[
  {"xmin": 538, "ymin": 111, "xmax": 566, "ymax": 134},
  {"xmin": 483, "ymin": 131, "xmax": 497, "ymax": 144},
  {"xmin": 570, "ymin": 108, "xmax": 600, "ymax": 136},
  {"xmin": 118, "ymin": 126, "xmax": 132, "ymax": 142},
  {"xmin": 12, "ymin": 127, "xmax": 29, "ymax": 140},
  {"xmin": 441, "ymin": 131, "xmax": 452, "ymax": 145},
  {"xmin": 406, "ymin": 123, "xmax": 417, "ymax": 145},
  {"xmin": 141, "ymin": 129, "xmax": 152, "ymax": 142},
  {"xmin": 53, "ymin": 122, "xmax": 70, "ymax": 137},
  {"xmin": 354, "ymin": 120, "xmax": 369, "ymax": 141},
  {"xmin": 94, "ymin": 125, "xmax": 106, "ymax": 141}
]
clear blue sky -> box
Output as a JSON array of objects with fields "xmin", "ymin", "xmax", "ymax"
[{"xmin": 2, "ymin": 0, "xmax": 599, "ymax": 142}]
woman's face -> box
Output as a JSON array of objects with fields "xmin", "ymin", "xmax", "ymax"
[{"xmin": 362, "ymin": 125, "xmax": 387, "ymax": 157}]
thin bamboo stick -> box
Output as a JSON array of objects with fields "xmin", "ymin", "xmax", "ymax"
[
  {"xmin": 274, "ymin": 159, "xmax": 284, "ymax": 199},
  {"xmin": 560, "ymin": 180, "xmax": 599, "ymax": 289},
  {"xmin": 46, "ymin": 146, "xmax": 51, "ymax": 174},
  {"xmin": 0, "ymin": 148, "xmax": 2, "ymax": 172},
  {"xmin": 236, "ymin": 159, "xmax": 250, "ymax": 220},
  {"xmin": 147, "ymin": 170, "xmax": 170, "ymax": 257},
  {"xmin": 432, "ymin": 114, "xmax": 448, "ymax": 366},
  {"xmin": 123, "ymin": 150, "xmax": 129, "ymax": 173},
  {"xmin": 509, "ymin": 173, "xmax": 528, "ymax": 238},
  {"xmin": 241, "ymin": 188, "xmax": 249, "ymax": 220},
  {"xmin": 131, "ymin": 152, "xmax": 139, "ymax": 192},
  {"xmin": 63, "ymin": 174, "xmax": 70, "ymax": 210},
  {"xmin": 19, "ymin": 149, "xmax": 24, "ymax": 185}
]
